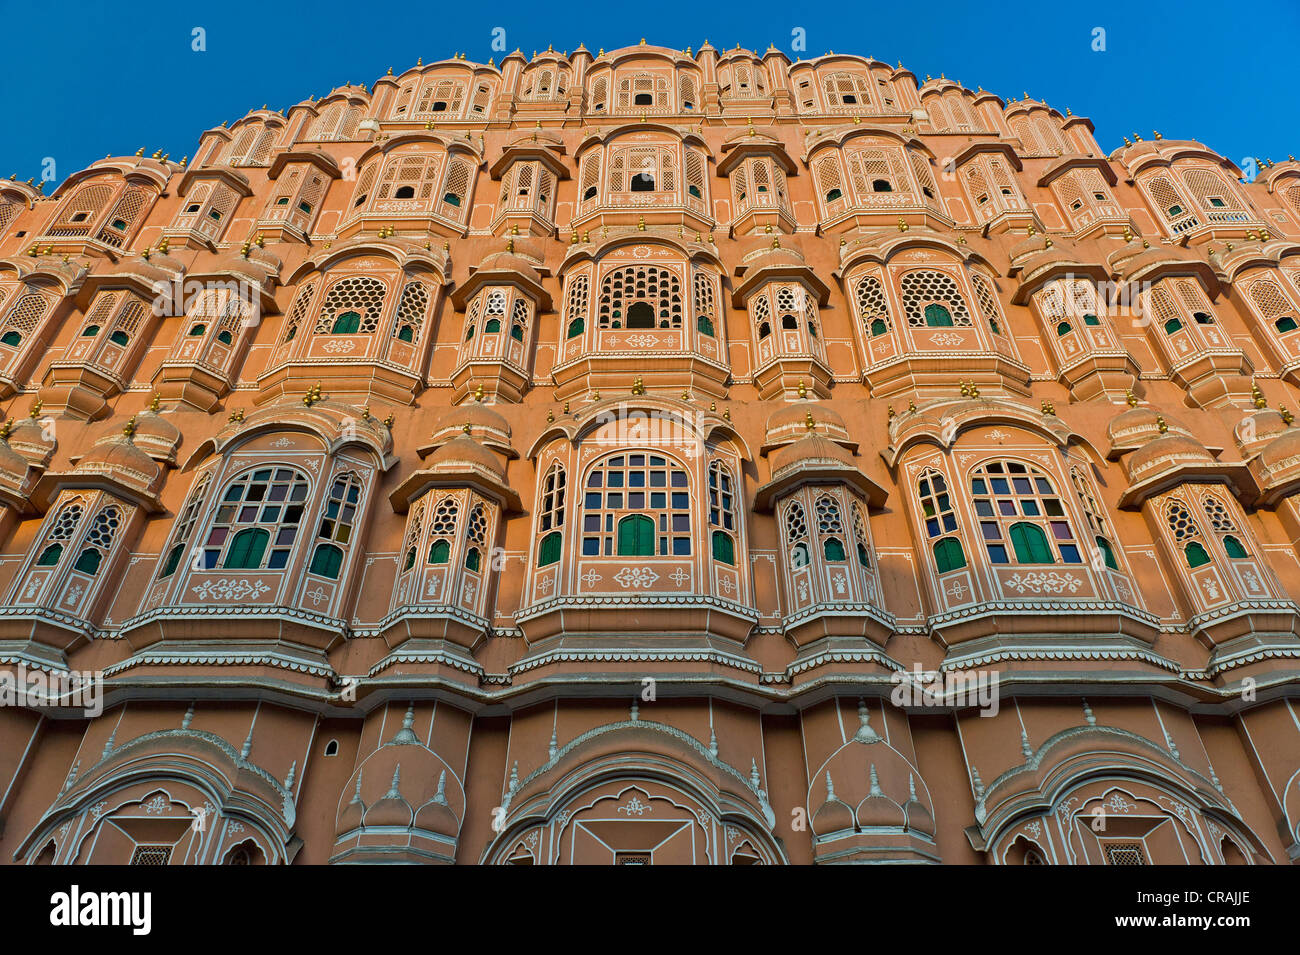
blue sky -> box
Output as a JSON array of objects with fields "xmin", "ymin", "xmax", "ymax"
[{"xmin": 4, "ymin": 0, "xmax": 1295, "ymax": 187}]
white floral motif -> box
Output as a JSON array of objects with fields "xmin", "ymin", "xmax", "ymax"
[
  {"xmin": 227, "ymin": 821, "xmax": 244, "ymax": 834},
  {"xmin": 1108, "ymin": 794, "xmax": 1133, "ymax": 812},
  {"xmin": 624, "ymin": 334, "xmax": 660, "ymax": 347},
  {"xmin": 425, "ymin": 577, "xmax": 441, "ymax": 598},
  {"xmin": 143, "ymin": 795, "xmax": 169, "ymax": 815},
  {"xmin": 669, "ymin": 568, "xmax": 689, "ymax": 586},
  {"xmin": 192, "ymin": 579, "xmax": 271, "ymax": 602},
  {"xmin": 270, "ymin": 437, "xmax": 294, "ymax": 448},
  {"xmin": 720, "ymin": 576, "xmax": 734, "ymax": 595},
  {"xmin": 1026, "ymin": 820, "xmax": 1042, "ymax": 837},
  {"xmin": 322, "ymin": 339, "xmax": 357, "ymax": 354},
  {"xmin": 305, "ymin": 586, "xmax": 327, "ymax": 607},
  {"xmin": 945, "ymin": 579, "xmax": 969, "ymax": 600},
  {"xmin": 90, "ymin": 802, "xmax": 108, "ymax": 820},
  {"xmin": 539, "ymin": 575, "xmax": 554, "ymax": 594},
  {"xmin": 614, "ymin": 566, "xmax": 658, "ymax": 589},
  {"xmin": 1201, "ymin": 577, "xmax": 1222, "ymax": 601},
  {"xmin": 617, "ymin": 796, "xmax": 652, "ymax": 816},
  {"xmin": 63, "ymin": 584, "xmax": 84, "ymax": 607},
  {"xmin": 1004, "ymin": 572, "xmax": 1082, "ymax": 595},
  {"xmin": 580, "ymin": 569, "xmax": 602, "ymax": 588},
  {"xmin": 929, "ymin": 332, "xmax": 964, "ymax": 347}
]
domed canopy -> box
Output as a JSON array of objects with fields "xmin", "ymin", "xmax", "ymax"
[
  {"xmin": 755, "ymin": 433, "xmax": 887, "ymax": 511},
  {"xmin": 389, "ymin": 436, "xmax": 522, "ymax": 514},
  {"xmin": 33, "ymin": 431, "xmax": 165, "ymax": 513},
  {"xmin": 422, "ymin": 404, "xmax": 516, "ymax": 459},
  {"xmin": 1117, "ymin": 432, "xmax": 1252, "ymax": 508},
  {"xmin": 763, "ymin": 403, "xmax": 854, "ymax": 453},
  {"xmin": 1107, "ymin": 406, "xmax": 1196, "ymax": 459}
]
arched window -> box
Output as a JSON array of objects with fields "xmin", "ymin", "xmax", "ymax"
[
  {"xmin": 35, "ymin": 502, "xmax": 84, "ymax": 567},
  {"xmin": 924, "ymin": 304, "xmax": 953, "ymax": 327},
  {"xmin": 538, "ymin": 464, "xmax": 566, "ymax": 568},
  {"xmin": 970, "ymin": 460, "xmax": 1079, "ymax": 564},
  {"xmin": 785, "ymin": 500, "xmax": 810, "ymax": 569},
  {"xmin": 854, "ymin": 273, "xmax": 891, "ymax": 337},
  {"xmin": 815, "ymin": 495, "xmax": 847, "ymax": 562},
  {"xmin": 160, "ymin": 473, "xmax": 213, "ymax": 579},
  {"xmin": 0, "ymin": 291, "xmax": 51, "ymax": 350},
  {"xmin": 583, "ymin": 453, "xmax": 691, "ymax": 557},
  {"xmin": 70, "ymin": 505, "xmax": 121, "ymax": 576},
  {"xmin": 393, "ymin": 281, "xmax": 430, "ymax": 345},
  {"xmin": 708, "ymin": 460, "xmax": 736, "ymax": 564},
  {"xmin": 851, "ymin": 504, "xmax": 872, "ymax": 570},
  {"xmin": 1165, "ymin": 498, "xmax": 1209, "ymax": 568},
  {"xmin": 694, "ymin": 271, "xmax": 717, "ymax": 337},
  {"xmin": 1203, "ymin": 495, "xmax": 1250, "ymax": 559},
  {"xmin": 309, "ymin": 474, "xmax": 361, "ymax": 580},
  {"xmin": 206, "ymin": 468, "xmax": 310, "ymax": 570},
  {"xmin": 1069, "ymin": 467, "xmax": 1119, "ymax": 572},
  {"xmin": 565, "ymin": 273, "xmax": 589, "ymax": 338},
  {"xmin": 401, "ymin": 502, "xmax": 425, "ymax": 573},
  {"xmin": 427, "ymin": 497, "xmax": 458, "ymax": 564},
  {"xmin": 464, "ymin": 504, "xmax": 487, "ymax": 570}
]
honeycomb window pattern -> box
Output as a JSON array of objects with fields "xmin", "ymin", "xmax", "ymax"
[
  {"xmin": 316, "ymin": 276, "xmax": 387, "ymax": 335},
  {"xmin": 901, "ymin": 270, "xmax": 973, "ymax": 327}
]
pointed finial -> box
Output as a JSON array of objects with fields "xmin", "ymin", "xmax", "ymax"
[
  {"xmin": 385, "ymin": 764, "xmax": 403, "ymax": 799},
  {"xmin": 182, "ymin": 702, "xmax": 194, "ymax": 730},
  {"xmin": 750, "ymin": 759, "xmax": 761, "ymax": 790},
  {"xmin": 548, "ymin": 728, "xmax": 558, "ymax": 761},
  {"xmin": 869, "ymin": 764, "xmax": 883, "ymax": 797},
  {"xmin": 1021, "ymin": 729, "xmax": 1032, "ymax": 758},
  {"xmin": 1082, "ymin": 699, "xmax": 1097, "ymax": 725},
  {"xmin": 630, "ymin": 700, "xmax": 639, "ymax": 722},
  {"xmin": 101, "ymin": 730, "xmax": 116, "ymax": 759},
  {"xmin": 508, "ymin": 761, "xmax": 520, "ymax": 792},
  {"xmin": 1125, "ymin": 388, "xmax": 1138, "ymax": 407},
  {"xmin": 854, "ymin": 699, "xmax": 882, "ymax": 743}
]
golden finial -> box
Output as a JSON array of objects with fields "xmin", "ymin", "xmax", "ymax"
[
  {"xmin": 417, "ymin": 56, "xmax": 422, "ymax": 66},
  {"xmin": 135, "ymin": 147, "xmax": 144, "ymax": 156},
  {"xmin": 1156, "ymin": 414, "xmax": 1168, "ymax": 434},
  {"xmin": 240, "ymin": 240, "xmax": 250, "ymax": 258},
  {"xmin": 897, "ymin": 218, "xmax": 908, "ymax": 232},
  {"xmin": 571, "ymin": 231, "xmax": 579, "ymax": 245},
  {"xmin": 157, "ymin": 236, "xmax": 169, "ymax": 255},
  {"xmin": 681, "ymin": 388, "xmax": 691, "ymax": 400},
  {"xmin": 771, "ymin": 236, "xmax": 780, "ymax": 249},
  {"xmin": 723, "ymin": 408, "xmax": 730, "ymax": 420},
  {"xmin": 228, "ymin": 408, "xmax": 244, "ymax": 423},
  {"xmin": 383, "ymin": 413, "xmax": 395, "ymax": 429},
  {"xmin": 1125, "ymin": 389, "xmax": 1138, "ymax": 407},
  {"xmin": 28, "ymin": 398, "xmax": 42, "ymax": 419},
  {"xmin": 970, "ymin": 382, "xmax": 980, "ymax": 398},
  {"xmin": 797, "ymin": 379, "xmax": 807, "ymax": 398},
  {"xmin": 1281, "ymin": 406, "xmax": 1295, "ymax": 426},
  {"xmin": 1122, "ymin": 225, "xmax": 1133, "ymax": 241},
  {"xmin": 141, "ymin": 248, "xmax": 151, "ymax": 261},
  {"xmin": 474, "ymin": 382, "xmax": 485, "ymax": 402},
  {"xmin": 563, "ymin": 401, "xmax": 570, "ymax": 414},
  {"xmin": 122, "ymin": 414, "xmax": 138, "ymax": 438},
  {"xmin": 0, "ymin": 418, "xmax": 11, "ymax": 441},
  {"xmin": 592, "ymin": 390, "xmax": 600, "ymax": 401},
  {"xmin": 387, "ymin": 67, "xmax": 393, "ymax": 75},
  {"xmin": 361, "ymin": 406, "xmax": 371, "ymax": 420},
  {"xmin": 462, "ymin": 421, "xmax": 472, "ymax": 434},
  {"xmin": 887, "ymin": 405, "xmax": 895, "ymax": 420},
  {"xmin": 908, "ymin": 400, "xmax": 916, "ymax": 413},
  {"xmin": 506, "ymin": 237, "xmax": 514, "ymax": 253},
  {"xmin": 1133, "ymin": 132, "xmax": 1143, "ymax": 142},
  {"xmin": 303, "ymin": 382, "xmax": 323, "ymax": 407},
  {"xmin": 149, "ymin": 391, "xmax": 161, "ymax": 412},
  {"xmin": 1252, "ymin": 382, "xmax": 1267, "ymax": 409},
  {"xmin": 960, "ymin": 380, "xmax": 971, "ymax": 397},
  {"xmin": 631, "ymin": 377, "xmax": 645, "ymax": 395},
  {"xmin": 582, "ymin": 231, "xmax": 590, "ymax": 243},
  {"xmin": 1123, "ymin": 136, "xmax": 1132, "ymax": 146},
  {"xmin": 638, "ymin": 215, "xmax": 646, "ymax": 232},
  {"xmin": 546, "ymin": 409, "xmax": 554, "ymax": 423},
  {"xmin": 709, "ymin": 401, "xmax": 716, "ymax": 412},
  {"xmin": 803, "ymin": 410, "xmax": 816, "ymax": 432},
  {"xmin": 1153, "ymin": 130, "xmax": 1162, "ymax": 140},
  {"xmin": 1044, "ymin": 238, "xmax": 1053, "ymax": 249}
]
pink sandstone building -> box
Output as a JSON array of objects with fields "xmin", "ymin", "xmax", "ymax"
[{"xmin": 0, "ymin": 40, "xmax": 1298, "ymax": 865}]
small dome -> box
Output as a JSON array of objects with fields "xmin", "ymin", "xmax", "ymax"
[
  {"xmin": 810, "ymin": 782, "xmax": 856, "ymax": 837},
  {"xmin": 76, "ymin": 435, "xmax": 162, "ymax": 494},
  {"xmin": 426, "ymin": 435, "xmax": 506, "ymax": 481},
  {"xmin": 473, "ymin": 249, "xmax": 543, "ymax": 285},
  {"xmin": 1126, "ymin": 433, "xmax": 1214, "ymax": 485},
  {"xmin": 1107, "ymin": 406, "xmax": 1194, "ymax": 455},
  {"xmin": 1257, "ymin": 426, "xmax": 1300, "ymax": 475},
  {"xmin": 128, "ymin": 411, "xmax": 182, "ymax": 464},
  {"xmin": 6, "ymin": 413, "xmax": 57, "ymax": 466},
  {"xmin": 769, "ymin": 432, "xmax": 856, "ymax": 475},
  {"xmin": 764, "ymin": 403, "xmax": 853, "ymax": 453},
  {"xmin": 363, "ymin": 770, "xmax": 413, "ymax": 828},
  {"xmin": 1235, "ymin": 410, "xmax": 1289, "ymax": 455},
  {"xmin": 0, "ymin": 440, "xmax": 29, "ymax": 494},
  {"xmin": 856, "ymin": 768, "xmax": 907, "ymax": 829}
]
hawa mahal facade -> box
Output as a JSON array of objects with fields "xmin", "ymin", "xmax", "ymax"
[{"xmin": 1, "ymin": 40, "xmax": 1299, "ymax": 866}]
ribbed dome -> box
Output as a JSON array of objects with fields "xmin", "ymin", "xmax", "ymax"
[
  {"xmin": 811, "ymin": 780, "xmax": 856, "ymax": 836},
  {"xmin": 856, "ymin": 767, "xmax": 907, "ymax": 829},
  {"xmin": 0, "ymin": 440, "xmax": 28, "ymax": 492},
  {"xmin": 766, "ymin": 402, "xmax": 847, "ymax": 437},
  {"xmin": 473, "ymin": 249, "xmax": 542, "ymax": 284},
  {"xmin": 1107, "ymin": 406, "xmax": 1193, "ymax": 453},
  {"xmin": 363, "ymin": 768, "xmax": 413, "ymax": 828},
  {"xmin": 130, "ymin": 411, "xmax": 182, "ymax": 464},
  {"xmin": 426, "ymin": 435, "xmax": 505, "ymax": 480},
  {"xmin": 76, "ymin": 435, "xmax": 162, "ymax": 493},
  {"xmin": 1258, "ymin": 426, "xmax": 1300, "ymax": 473},
  {"xmin": 769, "ymin": 433, "xmax": 856, "ymax": 475},
  {"xmin": 1126, "ymin": 433, "xmax": 1214, "ymax": 484},
  {"xmin": 1236, "ymin": 410, "xmax": 1289, "ymax": 454},
  {"xmin": 6, "ymin": 414, "xmax": 57, "ymax": 464}
]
